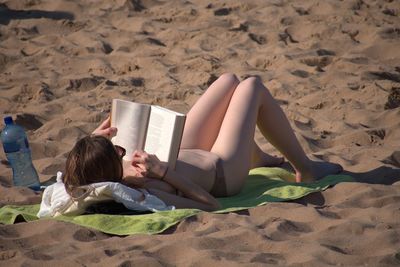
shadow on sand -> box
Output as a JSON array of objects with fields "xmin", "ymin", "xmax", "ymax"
[
  {"xmin": 294, "ymin": 165, "xmax": 400, "ymax": 206},
  {"xmin": 342, "ymin": 166, "xmax": 400, "ymax": 185},
  {"xmin": 271, "ymin": 159, "xmax": 400, "ymax": 206},
  {"xmin": 0, "ymin": 4, "xmax": 74, "ymax": 25}
]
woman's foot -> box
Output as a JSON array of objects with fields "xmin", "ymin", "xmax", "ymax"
[{"xmin": 295, "ymin": 160, "xmax": 343, "ymax": 183}]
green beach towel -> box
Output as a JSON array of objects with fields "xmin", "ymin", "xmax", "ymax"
[{"xmin": 0, "ymin": 167, "xmax": 352, "ymax": 236}]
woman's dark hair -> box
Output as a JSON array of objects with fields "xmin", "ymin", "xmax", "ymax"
[{"xmin": 63, "ymin": 135, "xmax": 123, "ymax": 195}]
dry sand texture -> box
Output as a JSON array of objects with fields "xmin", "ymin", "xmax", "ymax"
[{"xmin": 0, "ymin": 0, "xmax": 400, "ymax": 266}]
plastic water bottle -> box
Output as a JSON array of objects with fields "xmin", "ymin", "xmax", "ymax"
[{"xmin": 1, "ymin": 116, "xmax": 40, "ymax": 190}]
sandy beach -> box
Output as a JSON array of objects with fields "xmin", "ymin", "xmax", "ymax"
[{"xmin": 1, "ymin": 0, "xmax": 400, "ymax": 265}]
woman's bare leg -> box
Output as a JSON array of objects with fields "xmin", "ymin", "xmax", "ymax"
[
  {"xmin": 180, "ymin": 73, "xmax": 239, "ymax": 150},
  {"xmin": 211, "ymin": 77, "xmax": 342, "ymax": 195},
  {"xmin": 181, "ymin": 73, "xmax": 285, "ymax": 167},
  {"xmin": 251, "ymin": 141, "xmax": 284, "ymax": 168}
]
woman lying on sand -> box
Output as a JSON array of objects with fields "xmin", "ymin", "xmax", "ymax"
[{"xmin": 63, "ymin": 74, "xmax": 342, "ymax": 211}]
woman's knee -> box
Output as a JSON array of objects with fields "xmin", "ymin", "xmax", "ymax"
[
  {"xmin": 236, "ymin": 76, "xmax": 266, "ymax": 97},
  {"xmin": 240, "ymin": 76, "xmax": 263, "ymax": 87},
  {"xmin": 217, "ymin": 73, "xmax": 240, "ymax": 89}
]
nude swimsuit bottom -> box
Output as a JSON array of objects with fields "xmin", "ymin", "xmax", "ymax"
[{"xmin": 177, "ymin": 149, "xmax": 227, "ymax": 197}]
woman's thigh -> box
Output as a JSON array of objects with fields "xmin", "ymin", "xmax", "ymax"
[
  {"xmin": 180, "ymin": 73, "xmax": 239, "ymax": 150},
  {"xmin": 211, "ymin": 77, "xmax": 263, "ymax": 195}
]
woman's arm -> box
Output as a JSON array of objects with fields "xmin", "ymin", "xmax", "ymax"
[
  {"xmin": 131, "ymin": 151, "xmax": 221, "ymax": 211},
  {"xmin": 123, "ymin": 173, "xmax": 219, "ymax": 210},
  {"xmin": 161, "ymin": 167, "xmax": 221, "ymax": 211},
  {"xmin": 147, "ymin": 188, "xmax": 219, "ymax": 211}
]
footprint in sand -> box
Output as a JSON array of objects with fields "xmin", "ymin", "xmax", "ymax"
[
  {"xmin": 314, "ymin": 208, "xmax": 341, "ymax": 219},
  {"xmin": 229, "ymin": 23, "xmax": 248, "ymax": 32},
  {"xmin": 24, "ymin": 250, "xmax": 53, "ymax": 261},
  {"xmin": 300, "ymin": 56, "xmax": 333, "ymax": 68},
  {"xmin": 0, "ymin": 250, "xmax": 17, "ymax": 261},
  {"xmin": 35, "ymin": 20, "xmax": 85, "ymax": 36},
  {"xmin": 363, "ymin": 71, "xmax": 400, "ymax": 83},
  {"xmin": 320, "ymin": 243, "xmax": 350, "ymax": 255},
  {"xmin": 104, "ymin": 249, "xmax": 120, "ymax": 257},
  {"xmin": 293, "ymin": 118, "xmax": 312, "ymax": 131},
  {"xmin": 101, "ymin": 41, "xmax": 113, "ymax": 54},
  {"xmin": 293, "ymin": 6, "xmax": 309, "ymax": 16},
  {"xmin": 117, "ymin": 77, "xmax": 144, "ymax": 87},
  {"xmin": 291, "ymin": 69, "xmax": 310, "ymax": 78},
  {"xmin": 345, "ymin": 56, "xmax": 369, "ymax": 65},
  {"xmin": 279, "ymin": 29, "xmax": 299, "ymax": 45},
  {"xmin": 346, "ymin": 80, "xmax": 365, "ymax": 91},
  {"xmin": 367, "ymin": 129, "xmax": 386, "ymax": 141},
  {"xmin": 316, "ymin": 49, "xmax": 336, "ymax": 56},
  {"xmin": 379, "ymin": 27, "xmax": 400, "ymax": 39},
  {"xmin": 384, "ymin": 87, "xmax": 400, "ymax": 109},
  {"xmin": 33, "ymin": 83, "xmax": 55, "ymax": 102},
  {"xmin": 0, "ymin": 227, "xmax": 20, "ymax": 238},
  {"xmin": 382, "ymin": 151, "xmax": 400, "ymax": 168},
  {"xmin": 248, "ymin": 33, "xmax": 267, "ymax": 45},
  {"xmin": 59, "ymin": 19, "xmax": 86, "ymax": 33},
  {"xmin": 214, "ymin": 8, "xmax": 232, "ymax": 16},
  {"xmin": 250, "ymin": 252, "xmax": 285, "ymax": 265},
  {"xmin": 0, "ymin": 53, "xmax": 13, "ymax": 73},
  {"xmin": 382, "ymin": 8, "xmax": 397, "ymax": 17},
  {"xmin": 267, "ymin": 219, "xmax": 313, "ymax": 241},
  {"xmin": 72, "ymin": 228, "xmax": 109, "ymax": 242},
  {"xmin": 153, "ymin": 17, "xmax": 173, "ymax": 23},
  {"xmin": 66, "ymin": 76, "xmax": 104, "ymax": 92},
  {"xmin": 122, "ymin": 0, "xmax": 166, "ymax": 12},
  {"xmin": 146, "ymin": 37, "xmax": 166, "ymax": 47},
  {"xmin": 118, "ymin": 260, "xmax": 135, "ymax": 267},
  {"xmin": 14, "ymin": 113, "xmax": 43, "ymax": 131},
  {"xmin": 280, "ymin": 17, "xmax": 293, "ymax": 26}
]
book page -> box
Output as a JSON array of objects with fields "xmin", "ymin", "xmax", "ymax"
[
  {"xmin": 144, "ymin": 106, "xmax": 185, "ymax": 169},
  {"xmin": 111, "ymin": 99, "xmax": 150, "ymax": 161}
]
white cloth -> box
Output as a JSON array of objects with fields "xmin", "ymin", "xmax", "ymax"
[{"xmin": 37, "ymin": 172, "xmax": 174, "ymax": 218}]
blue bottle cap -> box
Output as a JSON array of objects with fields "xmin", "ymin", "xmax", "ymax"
[{"xmin": 4, "ymin": 116, "xmax": 13, "ymax": 125}]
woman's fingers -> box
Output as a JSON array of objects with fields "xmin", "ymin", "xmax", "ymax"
[
  {"xmin": 94, "ymin": 116, "xmax": 111, "ymax": 132},
  {"xmin": 92, "ymin": 116, "xmax": 118, "ymax": 138},
  {"xmin": 136, "ymin": 164, "xmax": 147, "ymax": 176},
  {"xmin": 109, "ymin": 127, "xmax": 118, "ymax": 136},
  {"xmin": 127, "ymin": 161, "xmax": 147, "ymax": 176},
  {"xmin": 131, "ymin": 151, "xmax": 165, "ymax": 178},
  {"xmin": 132, "ymin": 150, "xmax": 146, "ymax": 157},
  {"xmin": 132, "ymin": 152, "xmax": 146, "ymax": 164},
  {"xmin": 98, "ymin": 127, "xmax": 117, "ymax": 137},
  {"xmin": 130, "ymin": 155, "xmax": 148, "ymax": 172},
  {"xmin": 98, "ymin": 116, "xmax": 111, "ymax": 129},
  {"xmin": 132, "ymin": 151, "xmax": 153, "ymax": 164}
]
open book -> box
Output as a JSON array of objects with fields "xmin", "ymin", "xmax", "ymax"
[{"xmin": 110, "ymin": 99, "xmax": 186, "ymax": 169}]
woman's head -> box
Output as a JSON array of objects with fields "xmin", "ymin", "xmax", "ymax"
[{"xmin": 63, "ymin": 135, "xmax": 124, "ymax": 194}]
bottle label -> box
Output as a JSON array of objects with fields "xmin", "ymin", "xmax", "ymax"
[{"xmin": 2, "ymin": 137, "xmax": 30, "ymax": 153}]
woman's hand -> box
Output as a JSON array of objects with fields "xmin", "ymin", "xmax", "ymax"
[
  {"xmin": 122, "ymin": 159, "xmax": 146, "ymax": 178},
  {"xmin": 121, "ymin": 159, "xmax": 147, "ymax": 188},
  {"xmin": 91, "ymin": 116, "xmax": 117, "ymax": 138},
  {"xmin": 131, "ymin": 150, "xmax": 168, "ymax": 179}
]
